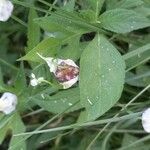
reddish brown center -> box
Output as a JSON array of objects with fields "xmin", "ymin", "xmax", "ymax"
[{"xmin": 55, "ymin": 62, "xmax": 79, "ymax": 82}]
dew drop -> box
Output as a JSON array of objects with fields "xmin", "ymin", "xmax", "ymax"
[
  {"xmin": 138, "ymin": 53, "xmax": 141, "ymax": 58},
  {"xmin": 131, "ymin": 26, "xmax": 134, "ymax": 29},
  {"xmin": 95, "ymin": 73, "xmax": 98, "ymax": 76},
  {"xmin": 41, "ymin": 94, "xmax": 45, "ymax": 99},
  {"xmin": 108, "ymin": 68, "xmax": 111, "ymax": 71},
  {"xmin": 96, "ymin": 96, "xmax": 99, "ymax": 100},
  {"xmin": 87, "ymin": 98, "xmax": 93, "ymax": 105},
  {"xmin": 112, "ymin": 60, "xmax": 115, "ymax": 64},
  {"xmin": 54, "ymin": 101, "xmax": 57, "ymax": 103},
  {"xmin": 68, "ymin": 103, "xmax": 73, "ymax": 106},
  {"xmin": 105, "ymin": 80, "xmax": 108, "ymax": 84},
  {"xmin": 101, "ymin": 75, "xmax": 105, "ymax": 78}
]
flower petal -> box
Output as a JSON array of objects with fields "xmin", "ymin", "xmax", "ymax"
[
  {"xmin": 0, "ymin": 0, "xmax": 14, "ymax": 22},
  {"xmin": 61, "ymin": 76, "xmax": 79, "ymax": 89},
  {"xmin": 62, "ymin": 59, "xmax": 79, "ymax": 68},
  {"xmin": 30, "ymin": 78, "xmax": 38, "ymax": 86},
  {"xmin": 142, "ymin": 108, "xmax": 150, "ymax": 133},
  {"xmin": 37, "ymin": 53, "xmax": 58, "ymax": 73},
  {"xmin": 0, "ymin": 92, "xmax": 17, "ymax": 114},
  {"xmin": 31, "ymin": 73, "xmax": 36, "ymax": 78}
]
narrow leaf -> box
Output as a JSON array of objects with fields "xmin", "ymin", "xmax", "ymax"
[{"xmin": 27, "ymin": 9, "xmax": 40, "ymax": 53}]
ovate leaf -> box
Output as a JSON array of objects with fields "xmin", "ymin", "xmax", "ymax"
[
  {"xmin": 99, "ymin": 9, "xmax": 150, "ymax": 33},
  {"xmin": 79, "ymin": 34, "xmax": 125, "ymax": 121},
  {"xmin": 27, "ymin": 9, "xmax": 40, "ymax": 53}
]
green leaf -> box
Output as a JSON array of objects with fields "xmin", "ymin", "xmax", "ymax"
[
  {"xmin": 123, "ymin": 43, "xmax": 150, "ymax": 71},
  {"xmin": 9, "ymin": 113, "xmax": 26, "ymax": 150},
  {"xmin": 126, "ymin": 65, "xmax": 150, "ymax": 87},
  {"xmin": 18, "ymin": 37, "xmax": 60, "ymax": 62},
  {"xmin": 121, "ymin": 134, "xmax": 149, "ymax": 150},
  {"xmin": 81, "ymin": 0, "xmax": 105, "ymax": 15},
  {"xmin": 0, "ymin": 67, "xmax": 4, "ymax": 90},
  {"xmin": 31, "ymin": 88, "xmax": 82, "ymax": 114},
  {"xmin": 26, "ymin": 9, "xmax": 40, "ymax": 53},
  {"xmin": 14, "ymin": 62, "xmax": 27, "ymax": 93},
  {"xmin": 134, "ymin": 6, "xmax": 150, "ymax": 17},
  {"xmin": 0, "ymin": 115, "xmax": 13, "ymax": 143},
  {"xmin": 79, "ymin": 10, "xmax": 98, "ymax": 23},
  {"xmin": 62, "ymin": 0, "xmax": 75, "ymax": 12},
  {"xmin": 34, "ymin": 11, "xmax": 93, "ymax": 35},
  {"xmin": 106, "ymin": 0, "xmax": 143, "ymax": 10},
  {"xmin": 19, "ymin": 33, "xmax": 84, "ymax": 63},
  {"xmin": 79, "ymin": 34, "xmax": 125, "ymax": 121},
  {"xmin": 0, "ymin": 113, "xmax": 26, "ymax": 150},
  {"xmin": 99, "ymin": 9, "xmax": 150, "ymax": 33},
  {"xmin": 57, "ymin": 35, "xmax": 82, "ymax": 61}
]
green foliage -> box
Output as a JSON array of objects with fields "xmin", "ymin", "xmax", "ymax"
[
  {"xmin": 121, "ymin": 134, "xmax": 150, "ymax": 150},
  {"xmin": 27, "ymin": 9, "xmax": 40, "ymax": 53},
  {"xmin": 99, "ymin": 9, "xmax": 150, "ymax": 33},
  {"xmin": 31, "ymin": 88, "xmax": 82, "ymax": 114},
  {"xmin": 106, "ymin": 0, "xmax": 144, "ymax": 10},
  {"xmin": 0, "ymin": 0, "xmax": 150, "ymax": 149},
  {"xmin": 79, "ymin": 34, "xmax": 125, "ymax": 121}
]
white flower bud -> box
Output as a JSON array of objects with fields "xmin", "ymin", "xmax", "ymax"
[
  {"xmin": 30, "ymin": 73, "xmax": 44, "ymax": 87},
  {"xmin": 37, "ymin": 53, "xmax": 79, "ymax": 89},
  {"xmin": 142, "ymin": 108, "xmax": 150, "ymax": 133},
  {"xmin": 0, "ymin": 92, "xmax": 17, "ymax": 114},
  {"xmin": 0, "ymin": 0, "xmax": 14, "ymax": 22}
]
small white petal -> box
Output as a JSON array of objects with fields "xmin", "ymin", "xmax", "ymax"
[
  {"xmin": 37, "ymin": 53, "xmax": 58, "ymax": 73},
  {"xmin": 61, "ymin": 76, "xmax": 79, "ymax": 89},
  {"xmin": 62, "ymin": 59, "xmax": 79, "ymax": 68},
  {"xmin": 0, "ymin": 92, "xmax": 17, "ymax": 114},
  {"xmin": 30, "ymin": 73, "xmax": 44, "ymax": 87},
  {"xmin": 30, "ymin": 78, "xmax": 38, "ymax": 87},
  {"xmin": 31, "ymin": 73, "xmax": 36, "ymax": 78},
  {"xmin": 142, "ymin": 108, "xmax": 150, "ymax": 133},
  {"xmin": 0, "ymin": 0, "xmax": 14, "ymax": 22}
]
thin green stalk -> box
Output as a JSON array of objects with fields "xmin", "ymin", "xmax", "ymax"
[
  {"xmin": 13, "ymin": 112, "xmax": 141, "ymax": 137},
  {"xmin": 11, "ymin": 15, "xmax": 27, "ymax": 27},
  {"xmin": 86, "ymin": 84, "xmax": 150, "ymax": 150},
  {"xmin": 125, "ymin": 56, "xmax": 150, "ymax": 72},
  {"xmin": 23, "ymin": 108, "xmax": 44, "ymax": 118},
  {"xmin": 0, "ymin": 58, "xmax": 18, "ymax": 71},
  {"xmin": 118, "ymin": 134, "xmax": 150, "ymax": 150},
  {"xmin": 10, "ymin": 101, "xmax": 79, "ymax": 150}
]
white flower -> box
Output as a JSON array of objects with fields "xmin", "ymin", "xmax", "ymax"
[
  {"xmin": 37, "ymin": 53, "xmax": 79, "ymax": 89},
  {"xmin": 0, "ymin": 92, "xmax": 17, "ymax": 114},
  {"xmin": 0, "ymin": 0, "xmax": 14, "ymax": 22},
  {"xmin": 30, "ymin": 73, "xmax": 44, "ymax": 87},
  {"xmin": 142, "ymin": 108, "xmax": 150, "ymax": 133}
]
